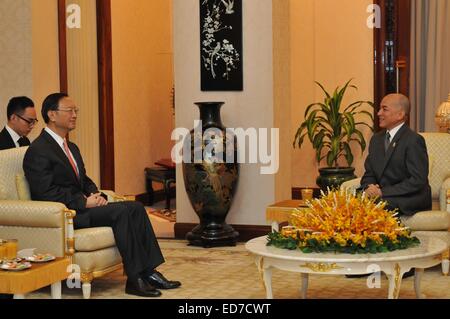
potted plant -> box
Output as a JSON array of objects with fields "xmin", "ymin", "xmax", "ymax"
[{"xmin": 293, "ymin": 79, "xmax": 374, "ymax": 190}]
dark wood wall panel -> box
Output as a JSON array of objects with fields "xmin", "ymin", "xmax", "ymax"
[
  {"xmin": 374, "ymin": 0, "xmax": 411, "ymax": 131},
  {"xmin": 96, "ymin": 0, "xmax": 115, "ymax": 190},
  {"xmin": 57, "ymin": 0, "xmax": 68, "ymax": 93}
]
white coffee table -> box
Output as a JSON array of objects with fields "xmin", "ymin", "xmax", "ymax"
[{"xmin": 245, "ymin": 235, "xmax": 447, "ymax": 299}]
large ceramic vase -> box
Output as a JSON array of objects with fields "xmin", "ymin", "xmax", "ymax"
[
  {"xmin": 316, "ymin": 167, "xmax": 357, "ymax": 191},
  {"xmin": 182, "ymin": 102, "xmax": 239, "ymax": 247}
]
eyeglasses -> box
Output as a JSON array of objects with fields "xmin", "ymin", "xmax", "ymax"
[
  {"xmin": 15, "ymin": 114, "xmax": 38, "ymax": 126},
  {"xmin": 56, "ymin": 108, "xmax": 79, "ymax": 114}
]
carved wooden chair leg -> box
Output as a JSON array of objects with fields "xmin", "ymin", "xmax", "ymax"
[
  {"xmin": 442, "ymin": 249, "xmax": 449, "ymax": 276},
  {"xmin": 81, "ymin": 273, "xmax": 94, "ymax": 299}
]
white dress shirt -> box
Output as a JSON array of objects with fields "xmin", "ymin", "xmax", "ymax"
[
  {"xmin": 5, "ymin": 125, "xmax": 22, "ymax": 148},
  {"xmin": 386, "ymin": 122, "xmax": 405, "ymax": 144}
]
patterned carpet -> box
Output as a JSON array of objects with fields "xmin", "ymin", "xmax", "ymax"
[{"xmin": 28, "ymin": 239, "xmax": 450, "ymax": 299}]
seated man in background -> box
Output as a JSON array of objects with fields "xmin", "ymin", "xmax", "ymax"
[
  {"xmin": 23, "ymin": 93, "xmax": 181, "ymax": 297},
  {"xmin": 361, "ymin": 93, "xmax": 431, "ymax": 215},
  {"xmin": 0, "ymin": 96, "xmax": 37, "ymax": 300},
  {"xmin": 0, "ymin": 96, "xmax": 37, "ymax": 150}
]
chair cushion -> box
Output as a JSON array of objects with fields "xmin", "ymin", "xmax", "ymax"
[
  {"xmin": 401, "ymin": 210, "xmax": 450, "ymax": 231},
  {"xmin": 16, "ymin": 173, "xmax": 31, "ymax": 201},
  {"xmin": 73, "ymin": 246, "xmax": 122, "ymax": 273},
  {"xmin": 0, "ymin": 184, "xmax": 6, "ymax": 200},
  {"xmin": 74, "ymin": 227, "xmax": 116, "ymax": 252},
  {"xmin": 0, "ymin": 147, "xmax": 28, "ymax": 200}
]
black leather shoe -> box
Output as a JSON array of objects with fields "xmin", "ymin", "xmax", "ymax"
[
  {"xmin": 345, "ymin": 274, "xmax": 370, "ymax": 278},
  {"xmin": 144, "ymin": 271, "xmax": 181, "ymax": 289},
  {"xmin": 125, "ymin": 277, "xmax": 162, "ymax": 297},
  {"xmin": 402, "ymin": 268, "xmax": 415, "ymax": 279}
]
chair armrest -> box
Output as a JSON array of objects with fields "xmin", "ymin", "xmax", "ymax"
[
  {"xmin": 440, "ymin": 177, "xmax": 450, "ymax": 212},
  {"xmin": 0, "ymin": 200, "xmax": 67, "ymax": 228},
  {"xmin": 101, "ymin": 190, "xmax": 126, "ymax": 203},
  {"xmin": 340, "ymin": 178, "xmax": 361, "ymax": 193}
]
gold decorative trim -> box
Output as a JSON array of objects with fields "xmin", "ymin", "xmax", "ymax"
[
  {"xmin": 299, "ymin": 262, "xmax": 343, "ymax": 272},
  {"xmin": 393, "ymin": 263, "xmax": 401, "ymax": 299},
  {"xmin": 61, "ymin": 208, "xmax": 66, "ymax": 258},
  {"xmin": 92, "ymin": 263, "xmax": 123, "ymax": 279},
  {"xmin": 442, "ymin": 250, "xmax": 449, "ymax": 260},
  {"xmin": 64, "ymin": 208, "xmax": 77, "ymax": 219},
  {"xmin": 64, "ymin": 209, "xmax": 76, "ymax": 257},
  {"xmin": 66, "ymin": 238, "xmax": 75, "ymax": 256},
  {"xmin": 81, "ymin": 272, "xmax": 94, "ymax": 283},
  {"xmin": 113, "ymin": 195, "xmax": 127, "ymax": 202},
  {"xmin": 80, "ymin": 264, "xmax": 123, "ymax": 284}
]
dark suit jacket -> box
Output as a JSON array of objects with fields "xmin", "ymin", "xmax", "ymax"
[
  {"xmin": 0, "ymin": 127, "xmax": 31, "ymax": 150},
  {"xmin": 23, "ymin": 130, "xmax": 99, "ymax": 216},
  {"xmin": 0, "ymin": 127, "xmax": 16, "ymax": 150},
  {"xmin": 361, "ymin": 125, "xmax": 432, "ymax": 216}
]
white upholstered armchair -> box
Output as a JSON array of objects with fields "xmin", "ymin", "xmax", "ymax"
[
  {"xmin": 0, "ymin": 147, "xmax": 124, "ymax": 298},
  {"xmin": 341, "ymin": 132, "xmax": 450, "ymax": 275}
]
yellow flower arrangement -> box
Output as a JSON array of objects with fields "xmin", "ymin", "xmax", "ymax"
[{"xmin": 267, "ymin": 189, "xmax": 420, "ymax": 253}]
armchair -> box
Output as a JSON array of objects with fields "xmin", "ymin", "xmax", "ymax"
[
  {"xmin": 0, "ymin": 147, "xmax": 124, "ymax": 298},
  {"xmin": 340, "ymin": 132, "xmax": 450, "ymax": 275}
]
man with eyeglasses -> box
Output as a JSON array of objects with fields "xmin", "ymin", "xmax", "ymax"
[
  {"xmin": 23, "ymin": 93, "xmax": 181, "ymax": 297},
  {"xmin": 0, "ymin": 96, "xmax": 37, "ymax": 299},
  {"xmin": 0, "ymin": 96, "xmax": 38, "ymax": 150}
]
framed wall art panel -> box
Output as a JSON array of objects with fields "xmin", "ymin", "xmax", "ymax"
[{"xmin": 200, "ymin": 0, "xmax": 243, "ymax": 91}]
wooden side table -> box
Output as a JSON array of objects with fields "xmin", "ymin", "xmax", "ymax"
[
  {"xmin": 145, "ymin": 167, "xmax": 176, "ymax": 209},
  {"xmin": 0, "ymin": 257, "xmax": 71, "ymax": 299},
  {"xmin": 266, "ymin": 200, "xmax": 307, "ymax": 231}
]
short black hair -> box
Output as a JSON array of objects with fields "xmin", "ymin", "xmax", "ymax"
[
  {"xmin": 42, "ymin": 93, "xmax": 68, "ymax": 124},
  {"xmin": 7, "ymin": 96, "xmax": 35, "ymax": 120}
]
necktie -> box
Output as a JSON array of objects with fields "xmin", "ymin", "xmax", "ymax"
[
  {"xmin": 17, "ymin": 137, "xmax": 30, "ymax": 147},
  {"xmin": 384, "ymin": 131, "xmax": 391, "ymax": 152},
  {"xmin": 63, "ymin": 139, "xmax": 79, "ymax": 179}
]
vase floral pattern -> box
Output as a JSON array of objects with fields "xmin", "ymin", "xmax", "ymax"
[{"xmin": 183, "ymin": 102, "xmax": 239, "ymax": 247}]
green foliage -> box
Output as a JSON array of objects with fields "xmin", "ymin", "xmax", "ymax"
[
  {"xmin": 266, "ymin": 232, "xmax": 420, "ymax": 254},
  {"xmin": 293, "ymin": 79, "xmax": 374, "ymax": 167}
]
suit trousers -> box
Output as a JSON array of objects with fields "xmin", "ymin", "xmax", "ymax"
[{"xmin": 74, "ymin": 201, "xmax": 165, "ymax": 279}]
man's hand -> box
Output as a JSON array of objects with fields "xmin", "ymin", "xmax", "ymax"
[
  {"xmin": 365, "ymin": 184, "xmax": 382, "ymax": 198},
  {"xmin": 86, "ymin": 193, "xmax": 108, "ymax": 208}
]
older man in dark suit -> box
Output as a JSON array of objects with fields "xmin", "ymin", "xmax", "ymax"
[
  {"xmin": 361, "ymin": 93, "xmax": 432, "ymax": 215},
  {"xmin": 0, "ymin": 96, "xmax": 37, "ymax": 150},
  {"xmin": 23, "ymin": 93, "xmax": 181, "ymax": 297}
]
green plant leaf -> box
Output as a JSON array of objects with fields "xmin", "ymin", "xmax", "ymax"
[
  {"xmin": 342, "ymin": 142, "xmax": 354, "ymax": 166},
  {"xmin": 354, "ymin": 130, "xmax": 367, "ymax": 152},
  {"xmin": 304, "ymin": 103, "xmax": 326, "ymax": 119},
  {"xmin": 293, "ymin": 79, "xmax": 373, "ymax": 167},
  {"xmin": 314, "ymin": 81, "xmax": 331, "ymax": 100}
]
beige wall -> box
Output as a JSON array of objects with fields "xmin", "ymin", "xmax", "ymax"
[
  {"xmin": 273, "ymin": 0, "xmax": 292, "ymax": 202},
  {"xmin": 174, "ymin": 0, "xmax": 277, "ymax": 225},
  {"xmin": 290, "ymin": 0, "xmax": 374, "ymax": 188},
  {"xmin": 0, "ymin": 0, "xmax": 33, "ymax": 128},
  {"xmin": 111, "ymin": 0, "xmax": 174, "ymax": 195},
  {"xmin": 0, "ymin": 0, "xmax": 59, "ymax": 138}
]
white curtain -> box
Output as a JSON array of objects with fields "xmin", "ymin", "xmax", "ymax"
[{"xmin": 409, "ymin": 0, "xmax": 450, "ymax": 132}]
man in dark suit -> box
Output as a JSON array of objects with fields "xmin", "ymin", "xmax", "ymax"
[
  {"xmin": 23, "ymin": 93, "xmax": 181, "ymax": 297},
  {"xmin": 0, "ymin": 96, "xmax": 37, "ymax": 150},
  {"xmin": 361, "ymin": 93, "xmax": 432, "ymax": 215},
  {"xmin": 0, "ymin": 96, "xmax": 36, "ymax": 300}
]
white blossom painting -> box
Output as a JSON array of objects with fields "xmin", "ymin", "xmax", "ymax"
[{"xmin": 200, "ymin": 0, "xmax": 243, "ymax": 91}]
